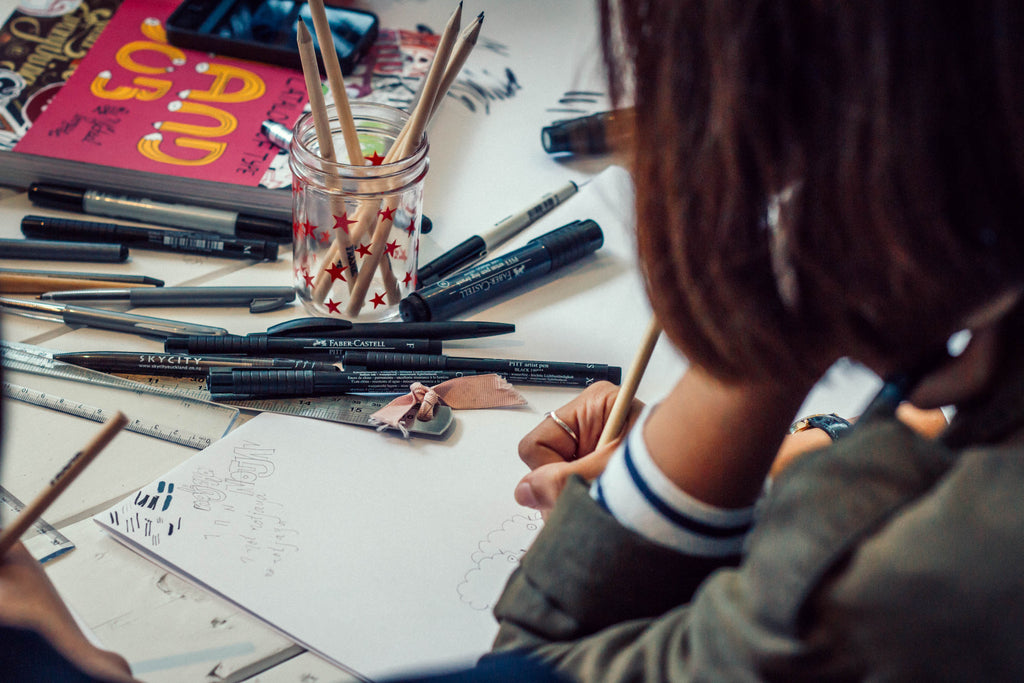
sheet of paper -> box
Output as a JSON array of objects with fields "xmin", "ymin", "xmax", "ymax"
[{"xmin": 95, "ymin": 410, "xmax": 544, "ymax": 681}]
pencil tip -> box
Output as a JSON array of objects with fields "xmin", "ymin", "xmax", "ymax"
[
  {"xmin": 297, "ymin": 20, "xmax": 311, "ymax": 42},
  {"xmin": 478, "ymin": 11, "xmax": 484, "ymax": 20}
]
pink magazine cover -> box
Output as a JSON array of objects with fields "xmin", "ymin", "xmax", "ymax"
[{"xmin": 13, "ymin": 0, "xmax": 307, "ymax": 188}]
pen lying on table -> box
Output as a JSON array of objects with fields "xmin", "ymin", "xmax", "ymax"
[
  {"xmin": 40, "ymin": 286, "xmax": 295, "ymax": 313},
  {"xmin": 0, "ymin": 297, "xmax": 228, "ymax": 338},
  {"xmin": 54, "ymin": 351, "xmax": 338, "ymax": 375},
  {"xmin": 165, "ymin": 334, "xmax": 441, "ymax": 357},
  {"xmin": 0, "ymin": 268, "xmax": 163, "ymax": 292}
]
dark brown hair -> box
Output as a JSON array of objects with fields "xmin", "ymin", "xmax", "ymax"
[{"xmin": 601, "ymin": 1, "xmax": 1024, "ymax": 383}]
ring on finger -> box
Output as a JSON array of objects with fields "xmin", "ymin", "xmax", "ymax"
[{"xmin": 545, "ymin": 411, "xmax": 579, "ymax": 460}]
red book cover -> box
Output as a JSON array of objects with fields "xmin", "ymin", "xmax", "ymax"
[{"xmin": 13, "ymin": 0, "xmax": 306, "ymax": 189}]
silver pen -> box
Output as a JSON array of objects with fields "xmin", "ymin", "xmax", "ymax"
[
  {"xmin": 0, "ymin": 297, "xmax": 228, "ymax": 338},
  {"xmin": 39, "ymin": 286, "xmax": 295, "ymax": 313}
]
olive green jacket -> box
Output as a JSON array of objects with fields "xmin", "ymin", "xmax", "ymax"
[{"xmin": 491, "ymin": 352, "xmax": 1024, "ymax": 680}]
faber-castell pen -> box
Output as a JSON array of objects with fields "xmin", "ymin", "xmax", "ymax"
[
  {"xmin": 340, "ymin": 351, "xmax": 622, "ymax": 387},
  {"xmin": 27, "ymin": 184, "xmax": 290, "ymax": 240},
  {"xmin": 21, "ymin": 215, "xmax": 279, "ymax": 261},
  {"xmin": 263, "ymin": 317, "xmax": 515, "ymax": 340},
  {"xmin": 0, "ymin": 268, "xmax": 163, "ymax": 286},
  {"xmin": 401, "ymin": 220, "xmax": 604, "ymax": 322},
  {"xmin": 164, "ymin": 334, "xmax": 441, "ymax": 357},
  {"xmin": 40, "ymin": 286, "xmax": 295, "ymax": 313},
  {"xmin": 0, "ymin": 238, "xmax": 127, "ymax": 262},
  {"xmin": 0, "ymin": 297, "xmax": 228, "ymax": 338},
  {"xmin": 416, "ymin": 181, "xmax": 580, "ymax": 286},
  {"xmin": 53, "ymin": 351, "xmax": 337, "ymax": 376},
  {"xmin": 207, "ymin": 367, "xmax": 468, "ymax": 399}
]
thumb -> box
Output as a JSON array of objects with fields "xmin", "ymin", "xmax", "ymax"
[{"xmin": 514, "ymin": 445, "xmax": 616, "ymax": 512}]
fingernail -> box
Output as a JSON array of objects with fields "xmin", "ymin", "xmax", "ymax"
[{"xmin": 514, "ymin": 480, "xmax": 538, "ymax": 508}]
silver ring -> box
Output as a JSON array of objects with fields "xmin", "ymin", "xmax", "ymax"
[{"xmin": 545, "ymin": 411, "xmax": 579, "ymax": 445}]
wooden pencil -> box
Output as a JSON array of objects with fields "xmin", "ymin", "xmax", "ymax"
[
  {"xmin": 596, "ymin": 317, "xmax": 660, "ymax": 448},
  {"xmin": 0, "ymin": 412, "xmax": 128, "ymax": 556},
  {"xmin": 307, "ymin": 0, "xmax": 361, "ymax": 165}
]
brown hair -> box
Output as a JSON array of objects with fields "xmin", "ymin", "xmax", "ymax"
[{"xmin": 600, "ymin": 1, "xmax": 1024, "ymax": 383}]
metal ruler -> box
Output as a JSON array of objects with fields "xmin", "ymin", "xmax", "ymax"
[
  {"xmin": 1, "ymin": 342, "xmax": 453, "ymax": 437},
  {"xmin": 1, "ymin": 341, "xmax": 239, "ymax": 449},
  {"xmin": 0, "ymin": 484, "xmax": 75, "ymax": 564}
]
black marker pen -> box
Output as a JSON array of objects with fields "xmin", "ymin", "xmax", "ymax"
[
  {"xmin": 22, "ymin": 216, "xmax": 278, "ymax": 261},
  {"xmin": 0, "ymin": 238, "xmax": 127, "ymax": 263},
  {"xmin": 164, "ymin": 334, "xmax": 441, "ymax": 357},
  {"xmin": 28, "ymin": 183, "xmax": 290, "ymax": 240},
  {"xmin": 342, "ymin": 350, "xmax": 622, "ymax": 387},
  {"xmin": 207, "ymin": 367, "xmax": 466, "ymax": 399},
  {"xmin": 400, "ymin": 220, "xmax": 604, "ymax": 322}
]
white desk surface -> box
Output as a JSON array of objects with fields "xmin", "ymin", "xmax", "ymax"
[{"xmin": 0, "ymin": 1, "xmax": 881, "ymax": 680}]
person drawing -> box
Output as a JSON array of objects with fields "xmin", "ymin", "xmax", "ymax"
[{"xmin": 490, "ymin": 0, "xmax": 1024, "ymax": 679}]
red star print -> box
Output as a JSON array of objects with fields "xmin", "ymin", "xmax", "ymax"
[
  {"xmin": 403, "ymin": 271, "xmax": 414, "ymax": 287},
  {"xmin": 385, "ymin": 239, "xmax": 399, "ymax": 256},
  {"xmin": 317, "ymin": 230, "xmax": 331, "ymax": 244},
  {"xmin": 378, "ymin": 205, "xmax": 396, "ymax": 222},
  {"xmin": 333, "ymin": 212, "xmax": 356, "ymax": 233},
  {"xmin": 292, "ymin": 219, "xmax": 303, "ymax": 239},
  {"xmin": 356, "ymin": 243, "xmax": 372, "ymax": 257},
  {"xmin": 365, "ymin": 150, "xmax": 385, "ymax": 165},
  {"xmin": 405, "ymin": 221, "xmax": 416, "ymax": 236},
  {"xmin": 325, "ymin": 262, "xmax": 348, "ymax": 282},
  {"xmin": 302, "ymin": 271, "xmax": 315, "ymax": 288},
  {"xmin": 370, "ymin": 292, "xmax": 387, "ymax": 308},
  {"xmin": 302, "ymin": 219, "xmax": 317, "ymax": 238},
  {"xmin": 325, "ymin": 298, "xmax": 342, "ymax": 314}
]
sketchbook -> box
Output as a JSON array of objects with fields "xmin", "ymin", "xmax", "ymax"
[{"xmin": 93, "ymin": 411, "xmax": 542, "ymax": 681}]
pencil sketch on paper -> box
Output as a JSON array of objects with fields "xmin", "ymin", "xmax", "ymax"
[{"xmin": 457, "ymin": 511, "xmax": 542, "ymax": 611}]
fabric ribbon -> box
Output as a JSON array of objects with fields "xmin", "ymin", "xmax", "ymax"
[{"xmin": 370, "ymin": 374, "xmax": 527, "ymax": 437}]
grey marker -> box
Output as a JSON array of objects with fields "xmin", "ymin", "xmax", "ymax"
[{"xmin": 40, "ymin": 286, "xmax": 295, "ymax": 313}]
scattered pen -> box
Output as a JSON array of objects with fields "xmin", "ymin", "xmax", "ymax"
[
  {"xmin": 208, "ymin": 367, "xmax": 474, "ymax": 399},
  {"xmin": 264, "ymin": 317, "xmax": 515, "ymax": 340},
  {"xmin": 416, "ymin": 181, "xmax": 580, "ymax": 287},
  {"xmin": 0, "ymin": 238, "xmax": 127, "ymax": 263},
  {"xmin": 27, "ymin": 183, "xmax": 291, "ymax": 241},
  {"xmin": 40, "ymin": 286, "xmax": 295, "ymax": 314},
  {"xmin": 22, "ymin": 215, "xmax": 279, "ymax": 261},
  {"xmin": 164, "ymin": 334, "xmax": 441, "ymax": 357},
  {"xmin": 261, "ymin": 119, "xmax": 294, "ymax": 150},
  {"xmin": 0, "ymin": 297, "xmax": 228, "ymax": 339},
  {"xmin": 342, "ymin": 350, "xmax": 622, "ymax": 387},
  {"xmin": 1, "ymin": 273, "xmax": 159, "ymax": 294},
  {"xmin": 0, "ymin": 268, "xmax": 162, "ymax": 286},
  {"xmin": 53, "ymin": 351, "xmax": 338, "ymax": 376}
]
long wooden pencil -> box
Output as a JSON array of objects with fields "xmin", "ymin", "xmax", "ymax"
[
  {"xmin": 596, "ymin": 317, "xmax": 660, "ymax": 448},
  {"xmin": 0, "ymin": 412, "xmax": 128, "ymax": 556},
  {"xmin": 307, "ymin": 0, "xmax": 361, "ymax": 165}
]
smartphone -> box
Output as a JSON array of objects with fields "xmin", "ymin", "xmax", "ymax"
[{"xmin": 166, "ymin": 0, "xmax": 379, "ymax": 74}]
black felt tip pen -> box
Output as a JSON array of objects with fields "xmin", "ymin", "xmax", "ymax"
[
  {"xmin": 27, "ymin": 184, "xmax": 290, "ymax": 240},
  {"xmin": 400, "ymin": 219, "xmax": 604, "ymax": 322},
  {"xmin": 416, "ymin": 181, "xmax": 580, "ymax": 287},
  {"xmin": 0, "ymin": 238, "xmax": 127, "ymax": 263},
  {"xmin": 21, "ymin": 215, "xmax": 278, "ymax": 261},
  {"xmin": 342, "ymin": 351, "xmax": 623, "ymax": 387},
  {"xmin": 264, "ymin": 317, "xmax": 515, "ymax": 340},
  {"xmin": 207, "ymin": 367, "xmax": 470, "ymax": 399},
  {"xmin": 53, "ymin": 351, "xmax": 337, "ymax": 376},
  {"xmin": 164, "ymin": 334, "xmax": 442, "ymax": 357}
]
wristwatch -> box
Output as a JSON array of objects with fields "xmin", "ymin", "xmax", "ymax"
[{"xmin": 789, "ymin": 413, "xmax": 852, "ymax": 441}]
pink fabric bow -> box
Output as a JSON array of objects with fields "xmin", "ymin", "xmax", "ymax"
[{"xmin": 370, "ymin": 374, "xmax": 527, "ymax": 436}]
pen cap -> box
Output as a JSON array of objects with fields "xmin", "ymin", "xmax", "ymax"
[
  {"xmin": 27, "ymin": 183, "xmax": 85, "ymax": 212},
  {"xmin": 235, "ymin": 214, "xmax": 292, "ymax": 242},
  {"xmin": 528, "ymin": 219, "xmax": 604, "ymax": 269}
]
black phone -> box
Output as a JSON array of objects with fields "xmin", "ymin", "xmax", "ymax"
[{"xmin": 166, "ymin": 0, "xmax": 379, "ymax": 74}]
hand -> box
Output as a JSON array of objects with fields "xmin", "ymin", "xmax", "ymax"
[
  {"xmin": 515, "ymin": 381, "xmax": 644, "ymax": 512},
  {"xmin": 0, "ymin": 543, "xmax": 135, "ymax": 682}
]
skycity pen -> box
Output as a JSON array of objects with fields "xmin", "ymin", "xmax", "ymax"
[
  {"xmin": 40, "ymin": 286, "xmax": 295, "ymax": 313},
  {"xmin": 53, "ymin": 351, "xmax": 337, "ymax": 376},
  {"xmin": 22, "ymin": 215, "xmax": 278, "ymax": 261},
  {"xmin": 416, "ymin": 181, "xmax": 580, "ymax": 286},
  {"xmin": 0, "ymin": 297, "xmax": 228, "ymax": 338},
  {"xmin": 165, "ymin": 334, "xmax": 441, "ymax": 357}
]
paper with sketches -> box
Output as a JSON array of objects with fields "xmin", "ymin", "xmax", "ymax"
[{"xmin": 94, "ymin": 411, "xmax": 542, "ymax": 680}]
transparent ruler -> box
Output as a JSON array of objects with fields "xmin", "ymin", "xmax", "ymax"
[
  {"xmin": 1, "ymin": 341, "xmax": 239, "ymax": 449},
  {"xmin": 0, "ymin": 484, "xmax": 75, "ymax": 563},
  {"xmin": 1, "ymin": 341, "xmax": 452, "ymax": 437}
]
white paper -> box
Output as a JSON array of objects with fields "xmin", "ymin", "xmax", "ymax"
[{"xmin": 94, "ymin": 411, "xmax": 544, "ymax": 681}]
